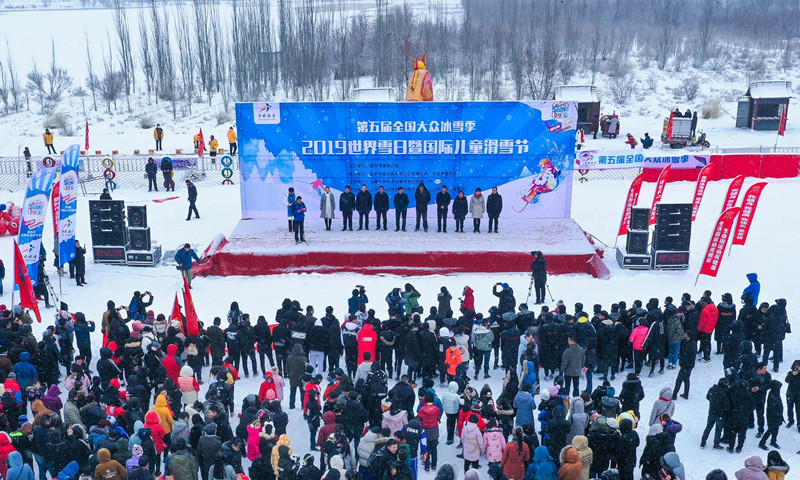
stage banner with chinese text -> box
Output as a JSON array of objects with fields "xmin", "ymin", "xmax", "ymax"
[
  {"xmin": 575, "ymin": 149, "xmax": 710, "ymax": 170},
  {"xmin": 236, "ymin": 101, "xmax": 577, "ymax": 219}
]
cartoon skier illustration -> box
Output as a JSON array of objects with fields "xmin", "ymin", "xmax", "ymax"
[{"xmin": 513, "ymin": 158, "xmax": 561, "ymax": 212}]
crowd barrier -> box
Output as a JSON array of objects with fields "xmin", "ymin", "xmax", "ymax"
[{"xmin": 642, "ymin": 153, "xmax": 800, "ymax": 182}]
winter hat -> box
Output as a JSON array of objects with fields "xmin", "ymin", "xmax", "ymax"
[
  {"xmin": 381, "ymin": 398, "xmax": 392, "ymax": 409},
  {"xmin": 607, "ymin": 418, "xmax": 619, "ymax": 430},
  {"xmin": 18, "ymin": 415, "xmax": 27, "ymax": 424},
  {"xmin": 131, "ymin": 321, "xmax": 144, "ymax": 332},
  {"xmin": 540, "ymin": 389, "xmax": 551, "ymax": 401},
  {"xmin": 439, "ymin": 327, "xmax": 451, "ymax": 338},
  {"xmin": 648, "ymin": 423, "xmax": 663, "ymax": 436},
  {"xmin": 501, "ymin": 283, "xmax": 509, "ymax": 290},
  {"xmin": 265, "ymin": 390, "xmax": 276, "ymax": 401},
  {"xmin": 303, "ymin": 453, "xmax": 315, "ymax": 466},
  {"xmin": 132, "ymin": 444, "xmax": 143, "ymax": 456},
  {"xmin": 7, "ymin": 372, "xmax": 15, "ymax": 379}
]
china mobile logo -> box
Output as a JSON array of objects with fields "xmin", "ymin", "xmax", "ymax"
[
  {"xmin": 254, "ymin": 103, "xmax": 280, "ymax": 124},
  {"xmin": 551, "ymin": 102, "xmax": 569, "ymax": 119}
]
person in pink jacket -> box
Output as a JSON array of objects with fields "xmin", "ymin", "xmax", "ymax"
[
  {"xmin": 629, "ymin": 319, "xmax": 649, "ymax": 377},
  {"xmin": 270, "ymin": 366, "xmax": 285, "ymax": 401},
  {"xmin": 461, "ymin": 414, "xmax": 485, "ymax": 471},
  {"xmin": 247, "ymin": 420, "xmax": 266, "ymax": 461},
  {"xmin": 483, "ymin": 419, "xmax": 506, "ymax": 465}
]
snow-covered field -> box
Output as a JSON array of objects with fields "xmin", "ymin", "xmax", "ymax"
[{"xmin": 2, "ymin": 173, "xmax": 798, "ymax": 480}]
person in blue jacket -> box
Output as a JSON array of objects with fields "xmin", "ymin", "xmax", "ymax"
[
  {"xmin": 73, "ymin": 312, "xmax": 95, "ymax": 366},
  {"xmin": 743, "ymin": 273, "xmax": 760, "ymax": 305},
  {"xmin": 293, "ymin": 196, "xmax": 307, "ymax": 244},
  {"xmin": 14, "ymin": 352, "xmax": 38, "ymax": 391},
  {"xmin": 513, "ymin": 383, "xmax": 536, "ymax": 427},
  {"xmin": 175, "ymin": 244, "xmax": 201, "ymax": 288}
]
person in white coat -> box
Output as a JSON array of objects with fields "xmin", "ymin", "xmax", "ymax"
[
  {"xmin": 469, "ymin": 188, "xmax": 485, "ymax": 233},
  {"xmin": 319, "ymin": 186, "xmax": 336, "ymax": 231}
]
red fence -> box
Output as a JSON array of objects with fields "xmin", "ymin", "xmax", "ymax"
[{"xmin": 642, "ymin": 154, "xmax": 800, "ymax": 182}]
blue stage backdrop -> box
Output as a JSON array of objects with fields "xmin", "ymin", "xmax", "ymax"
[{"xmin": 235, "ymin": 101, "xmax": 576, "ymax": 219}]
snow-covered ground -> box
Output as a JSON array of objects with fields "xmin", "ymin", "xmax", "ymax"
[{"xmin": 2, "ymin": 173, "xmax": 798, "ymax": 480}]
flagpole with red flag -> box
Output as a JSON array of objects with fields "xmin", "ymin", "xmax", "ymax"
[
  {"xmin": 182, "ymin": 276, "xmax": 201, "ymax": 337},
  {"xmin": 776, "ymin": 103, "xmax": 788, "ymax": 147},
  {"xmin": 171, "ymin": 293, "xmax": 184, "ymax": 335},
  {"xmin": 13, "ymin": 240, "xmax": 42, "ymax": 323},
  {"xmin": 85, "ymin": 120, "xmax": 90, "ymax": 151},
  {"xmin": 197, "ymin": 129, "xmax": 205, "ymax": 158}
]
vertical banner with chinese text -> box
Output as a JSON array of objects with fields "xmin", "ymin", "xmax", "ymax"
[
  {"xmin": 699, "ymin": 207, "xmax": 740, "ymax": 278},
  {"xmin": 732, "ymin": 182, "xmax": 767, "ymax": 246}
]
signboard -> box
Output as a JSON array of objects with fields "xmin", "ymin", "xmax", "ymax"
[{"xmin": 575, "ymin": 149, "xmax": 710, "ymax": 170}]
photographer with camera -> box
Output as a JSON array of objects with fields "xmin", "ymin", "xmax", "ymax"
[
  {"xmin": 128, "ymin": 290, "xmax": 154, "ymax": 321},
  {"xmin": 348, "ymin": 285, "xmax": 368, "ymax": 316}
]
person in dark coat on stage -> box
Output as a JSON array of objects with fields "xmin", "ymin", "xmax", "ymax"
[
  {"xmin": 452, "ymin": 191, "xmax": 468, "ymax": 233},
  {"xmin": 414, "ymin": 182, "xmax": 431, "ymax": 232},
  {"xmin": 435, "ymin": 185, "xmax": 451, "ymax": 233},
  {"xmin": 374, "ymin": 186, "xmax": 389, "ymax": 231},
  {"xmin": 486, "ymin": 187, "xmax": 502, "ymax": 233},
  {"xmin": 394, "ymin": 187, "xmax": 409, "ymax": 232},
  {"xmin": 356, "ymin": 184, "xmax": 373, "ymax": 231},
  {"xmin": 339, "ymin": 186, "xmax": 356, "ymax": 231}
]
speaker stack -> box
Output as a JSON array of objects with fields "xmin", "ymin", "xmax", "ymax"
[
  {"xmin": 617, "ymin": 207, "xmax": 652, "ymax": 269},
  {"xmin": 90, "ymin": 200, "xmax": 128, "ymax": 264},
  {"xmin": 126, "ymin": 205, "xmax": 161, "ymax": 267},
  {"xmin": 651, "ymin": 203, "xmax": 691, "ymax": 270}
]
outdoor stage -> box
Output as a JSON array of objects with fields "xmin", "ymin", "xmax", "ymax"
[{"xmin": 194, "ymin": 218, "xmax": 610, "ymax": 279}]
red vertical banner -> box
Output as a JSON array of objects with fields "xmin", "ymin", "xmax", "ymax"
[
  {"xmin": 732, "ymin": 182, "xmax": 767, "ymax": 246},
  {"xmin": 51, "ymin": 180, "xmax": 60, "ymax": 236},
  {"xmin": 13, "ymin": 240, "xmax": 41, "ymax": 323},
  {"xmin": 182, "ymin": 277, "xmax": 200, "ymax": 337},
  {"xmin": 197, "ymin": 129, "xmax": 205, "ymax": 158},
  {"xmin": 778, "ymin": 105, "xmax": 787, "ymax": 136},
  {"xmin": 699, "ymin": 207, "xmax": 741, "ymax": 278},
  {"xmin": 722, "ymin": 175, "xmax": 745, "ymax": 211},
  {"xmin": 665, "ymin": 112, "xmax": 674, "ymax": 138},
  {"xmin": 170, "ymin": 293, "xmax": 184, "ymax": 335},
  {"xmin": 85, "ymin": 120, "xmax": 90, "ymax": 150},
  {"xmin": 691, "ymin": 164, "xmax": 714, "ymax": 221},
  {"xmin": 618, "ymin": 173, "xmax": 644, "ymax": 236},
  {"xmin": 648, "ymin": 164, "xmax": 672, "ymax": 225}
]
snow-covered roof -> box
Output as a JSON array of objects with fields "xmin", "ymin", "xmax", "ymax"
[
  {"xmin": 747, "ymin": 81, "xmax": 794, "ymax": 99},
  {"xmin": 553, "ymin": 85, "xmax": 599, "ymax": 103}
]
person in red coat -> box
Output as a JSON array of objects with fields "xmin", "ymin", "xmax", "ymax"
[
  {"xmin": 144, "ymin": 410, "xmax": 167, "ymax": 454},
  {"xmin": 0, "ymin": 432, "xmax": 16, "ymax": 478},
  {"xmin": 460, "ymin": 286, "xmax": 475, "ymax": 315},
  {"xmin": 698, "ymin": 301, "xmax": 719, "ymax": 362},
  {"xmin": 162, "ymin": 344, "xmax": 182, "ymax": 385},
  {"xmin": 418, "ymin": 392, "xmax": 442, "ymax": 471},
  {"xmin": 358, "ymin": 323, "xmax": 378, "ymax": 365},
  {"xmin": 259, "ymin": 372, "xmax": 278, "ymax": 403},
  {"xmin": 316, "ymin": 411, "xmax": 337, "ymax": 453}
]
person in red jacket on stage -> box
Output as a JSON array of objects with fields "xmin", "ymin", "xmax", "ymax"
[
  {"xmin": 698, "ymin": 297, "xmax": 719, "ymax": 363},
  {"xmin": 163, "ymin": 344, "xmax": 183, "ymax": 385},
  {"xmin": 358, "ymin": 323, "xmax": 378, "ymax": 365},
  {"xmin": 259, "ymin": 372, "xmax": 279, "ymax": 403}
]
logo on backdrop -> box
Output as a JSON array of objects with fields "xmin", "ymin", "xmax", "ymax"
[{"xmin": 254, "ymin": 103, "xmax": 280, "ymax": 124}]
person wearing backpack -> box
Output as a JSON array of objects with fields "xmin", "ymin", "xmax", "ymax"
[{"xmin": 472, "ymin": 319, "xmax": 495, "ymax": 381}]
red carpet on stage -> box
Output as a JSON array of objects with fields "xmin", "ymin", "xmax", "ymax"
[{"xmin": 195, "ymin": 218, "xmax": 610, "ymax": 279}]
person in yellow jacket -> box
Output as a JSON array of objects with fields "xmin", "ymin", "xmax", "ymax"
[
  {"xmin": 193, "ymin": 133, "xmax": 200, "ymax": 150},
  {"xmin": 151, "ymin": 394, "xmax": 175, "ymax": 434},
  {"xmin": 271, "ymin": 434, "xmax": 292, "ymax": 476},
  {"xmin": 209, "ymin": 136, "xmax": 219, "ymax": 159},
  {"xmin": 43, "ymin": 129, "xmax": 55, "ymax": 154},
  {"xmin": 227, "ymin": 127, "xmax": 238, "ymax": 155},
  {"xmin": 153, "ymin": 124, "xmax": 164, "ymax": 150}
]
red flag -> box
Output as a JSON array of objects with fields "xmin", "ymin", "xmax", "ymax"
[
  {"xmin": 618, "ymin": 173, "xmax": 644, "ymax": 236},
  {"xmin": 170, "ymin": 293, "xmax": 184, "ymax": 335},
  {"xmin": 52, "ymin": 180, "xmax": 60, "ymax": 236},
  {"xmin": 13, "ymin": 240, "xmax": 41, "ymax": 323},
  {"xmin": 699, "ymin": 207, "xmax": 741, "ymax": 278},
  {"xmin": 722, "ymin": 175, "xmax": 746, "ymax": 211},
  {"xmin": 691, "ymin": 164, "xmax": 715, "ymax": 221},
  {"xmin": 778, "ymin": 105, "xmax": 788, "ymax": 136},
  {"xmin": 648, "ymin": 165, "xmax": 672, "ymax": 226},
  {"xmin": 182, "ymin": 276, "xmax": 200, "ymax": 337},
  {"xmin": 85, "ymin": 120, "xmax": 90, "ymax": 150},
  {"xmin": 197, "ymin": 129, "xmax": 205, "ymax": 158},
  {"xmin": 665, "ymin": 112, "xmax": 674, "ymax": 138},
  {"xmin": 732, "ymin": 182, "xmax": 767, "ymax": 246}
]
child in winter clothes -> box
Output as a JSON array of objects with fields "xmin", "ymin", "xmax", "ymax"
[
  {"xmin": 247, "ymin": 420, "xmax": 265, "ymax": 461},
  {"xmin": 524, "ymin": 446, "xmax": 557, "ymax": 480},
  {"xmin": 483, "ymin": 419, "xmax": 506, "ymax": 466},
  {"xmin": 765, "ymin": 450, "xmax": 789, "ymax": 480},
  {"xmin": 461, "ymin": 414, "xmax": 484, "ymax": 471},
  {"xmin": 557, "ymin": 447, "xmax": 582, "ymax": 480},
  {"xmin": 501, "ymin": 428, "xmax": 530, "ymax": 480}
]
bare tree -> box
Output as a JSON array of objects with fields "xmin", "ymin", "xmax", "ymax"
[
  {"xmin": 85, "ymin": 33, "xmax": 97, "ymax": 111},
  {"xmin": 655, "ymin": 0, "xmax": 681, "ymax": 70},
  {"xmin": 692, "ymin": 0, "xmax": 715, "ymax": 67},
  {"xmin": 138, "ymin": 9, "xmax": 154, "ymax": 99},
  {"xmin": 5, "ymin": 41, "xmax": 21, "ymax": 113},
  {"xmin": 26, "ymin": 63, "xmax": 46, "ymax": 113},
  {"xmin": 175, "ymin": 6, "xmax": 195, "ymax": 114},
  {"xmin": 112, "ymin": 0, "xmax": 135, "ymax": 109},
  {"xmin": 0, "ymin": 59, "xmax": 9, "ymax": 114}
]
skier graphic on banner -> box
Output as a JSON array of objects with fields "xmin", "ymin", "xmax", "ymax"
[{"xmin": 514, "ymin": 158, "xmax": 562, "ymax": 212}]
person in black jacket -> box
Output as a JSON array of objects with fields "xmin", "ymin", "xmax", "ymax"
[
  {"xmin": 435, "ymin": 185, "xmax": 451, "ymax": 233},
  {"xmin": 530, "ymin": 252, "xmax": 547, "ymax": 305},
  {"xmin": 254, "ymin": 316, "xmax": 274, "ymax": 376},
  {"xmin": 414, "ymin": 182, "xmax": 430, "ymax": 232},
  {"xmin": 417, "ymin": 323, "xmax": 438, "ymax": 379},
  {"xmin": 747, "ymin": 362, "xmax": 772, "ymax": 436},
  {"xmin": 759, "ymin": 379, "xmax": 784, "ymax": 450},
  {"xmin": 238, "ymin": 314, "xmax": 257, "ymax": 378},
  {"xmin": 451, "ymin": 191, "xmax": 468, "ymax": 233},
  {"xmin": 672, "ymin": 331, "xmax": 696, "ymax": 399},
  {"xmin": 161, "ymin": 157, "xmax": 174, "ymax": 191},
  {"xmin": 70, "ymin": 240, "xmax": 87, "ymax": 286},
  {"xmin": 185, "ymin": 180, "xmax": 199, "ymax": 220},
  {"xmin": 701, "ymin": 378, "xmax": 728, "ymax": 449},
  {"xmin": 715, "ymin": 293, "xmax": 737, "ymax": 354},
  {"xmin": 643, "ymin": 315, "xmax": 665, "ymax": 377},
  {"xmin": 394, "ymin": 187, "xmax": 409, "ymax": 232},
  {"xmin": 762, "ymin": 299, "xmax": 788, "ymax": 372},
  {"xmin": 500, "ymin": 320, "xmax": 521, "ymax": 370},
  {"xmin": 374, "ymin": 186, "xmax": 389, "ymax": 231},
  {"xmin": 207, "ymin": 317, "xmax": 226, "ymax": 367},
  {"xmin": 146, "ymin": 157, "xmax": 159, "ymax": 191},
  {"xmin": 785, "ymin": 360, "xmax": 800, "ymax": 428},
  {"xmin": 324, "ymin": 307, "xmax": 343, "ymax": 372},
  {"xmin": 339, "ymin": 186, "xmax": 355, "ymax": 231},
  {"xmin": 402, "ymin": 323, "xmax": 422, "ymax": 384},
  {"xmin": 356, "ymin": 184, "xmax": 373, "ymax": 231},
  {"xmin": 726, "ymin": 379, "xmax": 754, "ymax": 453},
  {"xmin": 486, "ymin": 187, "xmax": 502, "ymax": 233},
  {"xmin": 617, "ymin": 419, "xmax": 639, "ymax": 480}
]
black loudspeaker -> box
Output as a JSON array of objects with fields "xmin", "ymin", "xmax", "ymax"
[
  {"xmin": 626, "ymin": 230, "xmax": 649, "ymax": 255},
  {"xmin": 653, "ymin": 203, "xmax": 692, "ymax": 251},
  {"xmin": 127, "ymin": 205, "xmax": 147, "ymax": 228},
  {"xmin": 89, "ymin": 200, "xmax": 125, "ymax": 217},
  {"xmin": 629, "ymin": 207, "xmax": 650, "ymax": 231},
  {"xmin": 129, "ymin": 227, "xmax": 151, "ymax": 251},
  {"xmin": 92, "ymin": 229, "xmax": 128, "ymax": 247}
]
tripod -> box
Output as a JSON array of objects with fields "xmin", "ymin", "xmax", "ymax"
[
  {"xmin": 525, "ymin": 271, "xmax": 535, "ymax": 305},
  {"xmin": 40, "ymin": 271, "xmax": 59, "ymax": 307}
]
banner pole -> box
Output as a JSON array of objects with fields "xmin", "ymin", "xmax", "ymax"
[{"xmin": 694, "ymin": 272, "xmax": 700, "ymax": 287}]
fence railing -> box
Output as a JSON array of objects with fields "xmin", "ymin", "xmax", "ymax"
[{"xmin": 0, "ymin": 154, "xmax": 238, "ymax": 192}]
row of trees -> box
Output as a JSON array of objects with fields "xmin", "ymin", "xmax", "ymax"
[{"xmin": 0, "ymin": 0, "xmax": 799, "ymax": 120}]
